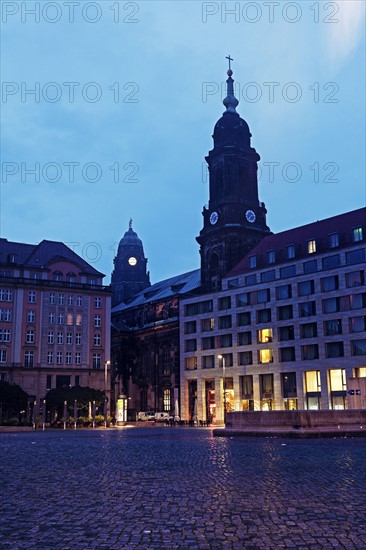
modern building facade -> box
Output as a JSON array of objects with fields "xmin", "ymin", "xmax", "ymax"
[
  {"xmin": 181, "ymin": 208, "xmax": 366, "ymax": 422},
  {"xmin": 0, "ymin": 238, "xmax": 111, "ymax": 406}
]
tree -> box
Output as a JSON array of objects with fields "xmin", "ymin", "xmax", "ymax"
[
  {"xmin": 45, "ymin": 386, "xmax": 105, "ymax": 418},
  {"xmin": 0, "ymin": 381, "xmax": 28, "ymax": 419}
]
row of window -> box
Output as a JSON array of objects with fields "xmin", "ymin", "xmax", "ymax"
[
  {"xmin": 23, "ymin": 330, "xmax": 103, "ymax": 346},
  {"xmin": 0, "ymin": 290, "xmax": 103, "ymax": 308},
  {"xmin": 0, "ymin": 350, "xmax": 103, "ymax": 368},
  {"xmin": 185, "ymin": 317, "xmax": 366, "ymax": 351},
  {"xmin": 184, "ymin": 339, "xmax": 366, "ymax": 369}
]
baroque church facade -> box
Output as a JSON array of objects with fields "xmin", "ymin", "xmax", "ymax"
[{"xmin": 110, "ymin": 64, "xmax": 366, "ymax": 421}]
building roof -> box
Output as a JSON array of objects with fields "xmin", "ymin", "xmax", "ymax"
[
  {"xmin": 0, "ymin": 238, "xmax": 105, "ymax": 276},
  {"xmin": 112, "ymin": 268, "xmax": 201, "ymax": 312},
  {"xmin": 226, "ymin": 207, "xmax": 366, "ymax": 278}
]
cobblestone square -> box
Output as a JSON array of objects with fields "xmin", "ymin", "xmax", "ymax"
[{"xmin": 1, "ymin": 428, "xmax": 365, "ymax": 549}]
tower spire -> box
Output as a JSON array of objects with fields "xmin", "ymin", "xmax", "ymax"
[
  {"xmin": 223, "ymin": 55, "xmax": 239, "ymax": 113},
  {"xmin": 129, "ymin": 218, "xmax": 133, "ymax": 230}
]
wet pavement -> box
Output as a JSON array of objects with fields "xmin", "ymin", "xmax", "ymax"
[{"xmin": 1, "ymin": 427, "xmax": 365, "ymax": 549}]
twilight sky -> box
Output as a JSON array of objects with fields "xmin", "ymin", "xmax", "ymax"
[{"xmin": 1, "ymin": 0, "xmax": 365, "ymax": 284}]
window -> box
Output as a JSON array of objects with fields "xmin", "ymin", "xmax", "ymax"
[
  {"xmin": 351, "ymin": 339, "xmax": 366, "ymax": 356},
  {"xmin": 163, "ymin": 389, "xmax": 171, "ymax": 412},
  {"xmin": 324, "ymin": 319, "xmax": 342, "ymax": 336},
  {"xmin": 299, "ymin": 301, "xmax": 316, "ymax": 317},
  {"xmin": 66, "ymin": 332, "xmax": 73, "ymax": 345},
  {"xmin": 0, "ymin": 289, "xmax": 13, "ymax": 302},
  {"xmin": 202, "ymin": 355, "xmax": 214, "ymax": 369},
  {"xmin": 201, "ymin": 318, "xmax": 215, "ymax": 332},
  {"xmin": 77, "ymin": 296, "xmax": 82, "ymax": 306},
  {"xmin": 257, "ymin": 289, "xmax": 270, "ymax": 303},
  {"xmin": 94, "ymin": 315, "xmax": 102, "ymax": 328},
  {"xmin": 325, "ymin": 342, "xmax": 344, "ymax": 358},
  {"xmin": 53, "ymin": 271, "xmax": 63, "ymax": 281},
  {"xmin": 236, "ymin": 292, "xmax": 250, "ymax": 307},
  {"xmin": 346, "ymin": 249, "xmax": 365, "ymax": 265},
  {"xmin": 219, "ymin": 334, "xmax": 232, "ymax": 348},
  {"xmin": 276, "ymin": 285, "xmax": 292, "ymax": 300},
  {"xmin": 0, "ymin": 309, "xmax": 12, "ymax": 322},
  {"xmin": 185, "ymin": 357, "xmax": 197, "ymax": 370},
  {"xmin": 75, "ymin": 333, "xmax": 81, "ymax": 345},
  {"xmin": 184, "ymin": 320, "xmax": 196, "ymax": 334},
  {"xmin": 66, "ymin": 352, "xmax": 72, "ymax": 365},
  {"xmin": 49, "ymin": 293, "xmax": 55, "ymax": 304},
  {"xmin": 258, "ymin": 328, "xmax": 273, "ymax": 343},
  {"xmin": 267, "ymin": 250, "xmax": 276, "ymax": 264},
  {"xmin": 279, "ymin": 347, "xmax": 296, "ymax": 362},
  {"xmin": 238, "ymin": 351, "xmax": 253, "ymax": 366},
  {"xmin": 76, "ymin": 314, "xmax": 82, "ymax": 326},
  {"xmin": 307, "ymin": 240, "xmax": 316, "ymax": 254},
  {"xmin": 94, "ymin": 297, "xmax": 102, "ymax": 308},
  {"xmin": 58, "ymin": 313, "xmax": 64, "ymax": 324},
  {"xmin": 59, "ymin": 294, "xmax": 65, "ymax": 305},
  {"xmin": 349, "ymin": 317, "xmax": 366, "ymax": 333},
  {"xmin": 301, "ymin": 344, "xmax": 319, "ymax": 360},
  {"xmin": 56, "ymin": 375, "xmax": 70, "ymax": 388},
  {"xmin": 305, "ymin": 370, "xmax": 321, "ymax": 393},
  {"xmin": 245, "ymin": 274, "xmax": 257, "ymax": 286},
  {"xmin": 322, "ymin": 255, "xmax": 341, "ymax": 270},
  {"xmin": 353, "ymin": 227, "xmax": 363, "ymax": 242},
  {"xmin": 228, "ymin": 279, "xmax": 239, "ymax": 289},
  {"xmin": 185, "ymin": 339, "xmax": 197, "ymax": 352},
  {"xmin": 218, "ymin": 296, "xmax": 231, "ymax": 310},
  {"xmin": 24, "ymin": 351, "xmax": 34, "ymax": 367},
  {"xmin": 0, "ymin": 350, "xmax": 7, "ymax": 363},
  {"xmin": 258, "ymin": 349, "xmax": 273, "ymax": 364},
  {"xmin": 57, "ymin": 332, "xmax": 63, "ymax": 344},
  {"xmin": 28, "ymin": 291, "xmax": 36, "ymax": 303},
  {"xmin": 329, "ymin": 233, "xmax": 339, "ymax": 248},
  {"xmin": 248, "ymin": 256, "xmax": 257, "ymax": 268},
  {"xmin": 286, "ymin": 245, "xmax": 296, "ymax": 259},
  {"xmin": 219, "ymin": 353, "xmax": 233, "ymax": 366},
  {"xmin": 238, "ymin": 331, "xmax": 252, "ymax": 346},
  {"xmin": 74, "ymin": 352, "xmax": 81, "ymax": 365},
  {"xmin": 261, "ymin": 270, "xmax": 276, "ymax": 283},
  {"xmin": 321, "ymin": 275, "xmax": 339, "ymax": 292},
  {"xmin": 67, "ymin": 313, "xmax": 73, "ymax": 325},
  {"xmin": 92, "ymin": 353, "xmax": 101, "ymax": 369},
  {"xmin": 298, "ymin": 280, "xmax": 314, "ymax": 296},
  {"xmin": 0, "ymin": 329, "xmax": 10, "ymax": 342},
  {"xmin": 48, "ymin": 331, "xmax": 54, "ymax": 344},
  {"xmin": 280, "ymin": 265, "xmax": 296, "ymax": 279},
  {"xmin": 257, "ymin": 309, "xmax": 271, "ymax": 323},
  {"xmin": 26, "ymin": 330, "xmax": 35, "ymax": 344},
  {"xmin": 93, "ymin": 333, "xmax": 101, "ymax": 347},
  {"xmin": 202, "ymin": 336, "xmax": 215, "ymax": 350},
  {"xmin": 46, "ymin": 375, "xmax": 52, "ymax": 390},
  {"xmin": 350, "ymin": 293, "xmax": 366, "ymax": 309},
  {"xmin": 218, "ymin": 315, "xmax": 232, "ymax": 329},
  {"xmin": 277, "ymin": 305, "xmax": 293, "ymax": 321},
  {"xmin": 237, "ymin": 312, "xmax": 251, "ymax": 326},
  {"xmin": 282, "ymin": 372, "xmax": 297, "ymax": 397},
  {"xmin": 49, "ymin": 312, "xmax": 55, "ymax": 324},
  {"xmin": 27, "ymin": 310, "xmax": 36, "ymax": 323},
  {"xmin": 185, "ymin": 300, "xmax": 213, "ymax": 316},
  {"xmin": 47, "ymin": 351, "xmax": 53, "ymax": 364},
  {"xmin": 322, "ymin": 297, "xmax": 340, "ymax": 314},
  {"xmin": 346, "ymin": 271, "xmax": 364, "ymax": 288},
  {"xmin": 279, "ymin": 325, "xmax": 294, "ymax": 341},
  {"xmin": 67, "ymin": 295, "xmax": 73, "ymax": 306},
  {"xmin": 303, "ymin": 260, "xmax": 317, "ymax": 274},
  {"xmin": 301, "ymin": 323, "xmax": 318, "ymax": 338}
]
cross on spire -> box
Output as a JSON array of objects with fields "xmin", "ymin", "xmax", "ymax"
[
  {"xmin": 226, "ymin": 55, "xmax": 233, "ymax": 71},
  {"xmin": 129, "ymin": 218, "xmax": 133, "ymax": 229}
]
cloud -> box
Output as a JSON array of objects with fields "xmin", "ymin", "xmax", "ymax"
[{"xmin": 327, "ymin": 0, "xmax": 365, "ymax": 69}]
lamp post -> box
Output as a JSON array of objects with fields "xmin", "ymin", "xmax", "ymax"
[
  {"xmin": 218, "ymin": 354, "xmax": 226, "ymax": 424},
  {"xmin": 104, "ymin": 360, "xmax": 110, "ymax": 428}
]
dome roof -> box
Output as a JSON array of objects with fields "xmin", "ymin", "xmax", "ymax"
[
  {"xmin": 213, "ymin": 111, "xmax": 251, "ymax": 148},
  {"xmin": 117, "ymin": 221, "xmax": 144, "ymax": 256}
]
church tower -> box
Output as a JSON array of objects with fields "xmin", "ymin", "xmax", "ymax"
[
  {"xmin": 111, "ymin": 220, "xmax": 150, "ymax": 306},
  {"xmin": 197, "ymin": 59, "xmax": 270, "ymax": 291}
]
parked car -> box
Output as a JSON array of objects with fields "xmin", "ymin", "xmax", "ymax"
[
  {"xmin": 137, "ymin": 411, "xmax": 155, "ymax": 421},
  {"xmin": 154, "ymin": 412, "xmax": 170, "ymax": 422}
]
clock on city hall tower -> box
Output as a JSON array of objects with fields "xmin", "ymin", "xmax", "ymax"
[{"xmin": 197, "ymin": 58, "xmax": 271, "ymax": 291}]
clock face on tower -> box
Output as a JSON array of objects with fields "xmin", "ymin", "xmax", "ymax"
[
  {"xmin": 245, "ymin": 209, "xmax": 256, "ymax": 223},
  {"xmin": 128, "ymin": 257, "xmax": 137, "ymax": 266},
  {"xmin": 210, "ymin": 211, "xmax": 219, "ymax": 225}
]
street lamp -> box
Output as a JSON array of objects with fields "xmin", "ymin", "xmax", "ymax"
[
  {"xmin": 104, "ymin": 360, "xmax": 110, "ymax": 428},
  {"xmin": 218, "ymin": 354, "xmax": 226, "ymax": 425}
]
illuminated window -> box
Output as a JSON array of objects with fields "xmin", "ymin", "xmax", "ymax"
[
  {"xmin": 67, "ymin": 313, "xmax": 73, "ymax": 325},
  {"xmin": 76, "ymin": 314, "xmax": 82, "ymax": 326},
  {"xmin": 258, "ymin": 328, "xmax": 273, "ymax": 343},
  {"xmin": 329, "ymin": 369, "xmax": 346, "ymax": 391},
  {"xmin": 185, "ymin": 357, "xmax": 197, "ymax": 370},
  {"xmin": 308, "ymin": 240, "xmax": 316, "ymax": 254},
  {"xmin": 163, "ymin": 389, "xmax": 171, "ymax": 412},
  {"xmin": 258, "ymin": 349, "xmax": 273, "ymax": 364},
  {"xmin": 353, "ymin": 227, "xmax": 363, "ymax": 242},
  {"xmin": 305, "ymin": 370, "xmax": 321, "ymax": 392}
]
